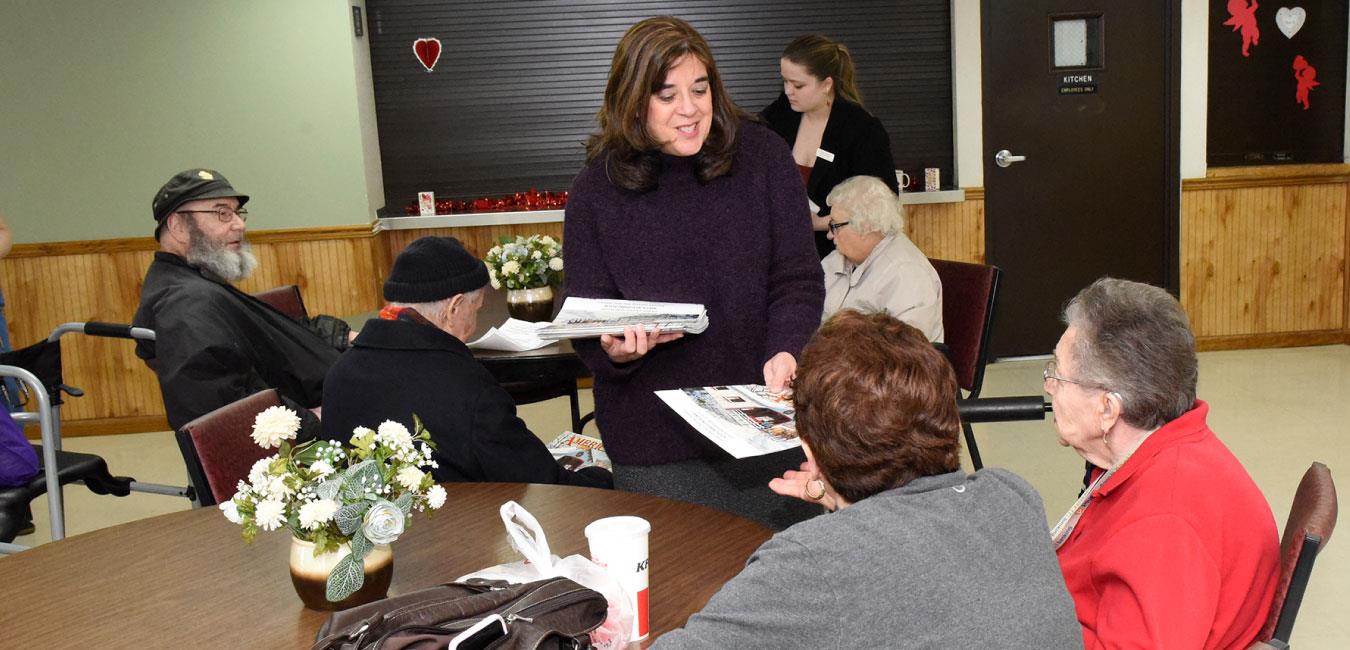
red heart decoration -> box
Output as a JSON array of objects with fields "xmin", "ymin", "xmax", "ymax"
[{"xmin": 413, "ymin": 38, "xmax": 441, "ymax": 72}]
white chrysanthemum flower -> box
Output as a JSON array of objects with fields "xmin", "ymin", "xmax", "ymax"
[
  {"xmin": 376, "ymin": 420, "xmax": 414, "ymax": 449},
  {"xmin": 396, "ymin": 466, "xmax": 425, "ymax": 491},
  {"xmin": 489, "ymin": 245, "xmax": 502, "ymax": 257},
  {"xmin": 501, "ymin": 260, "xmax": 521, "ymax": 275},
  {"xmin": 255, "ymin": 498, "xmax": 287, "ymax": 531},
  {"xmin": 264, "ymin": 475, "xmax": 294, "ymax": 499},
  {"xmin": 531, "ymin": 249, "xmax": 542, "ymax": 259},
  {"xmin": 310, "ymin": 459, "xmax": 335, "ymax": 477},
  {"xmin": 247, "ymin": 457, "xmax": 274, "ymax": 486},
  {"xmin": 298, "ymin": 498, "xmax": 339, "ymax": 530},
  {"xmin": 219, "ymin": 499, "xmax": 242, "ymax": 524},
  {"xmin": 540, "ymin": 236, "xmax": 556, "ymax": 246},
  {"xmin": 251, "ymin": 406, "xmax": 301, "ymax": 448},
  {"xmin": 426, "ymin": 484, "xmax": 447, "ymax": 509},
  {"xmin": 548, "ymin": 257, "xmax": 564, "ymax": 271}
]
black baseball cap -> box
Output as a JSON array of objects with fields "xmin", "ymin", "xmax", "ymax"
[{"xmin": 151, "ymin": 169, "xmax": 250, "ymax": 237}]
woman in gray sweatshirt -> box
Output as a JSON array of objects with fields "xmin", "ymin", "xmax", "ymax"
[{"xmin": 652, "ymin": 310, "xmax": 1083, "ymax": 649}]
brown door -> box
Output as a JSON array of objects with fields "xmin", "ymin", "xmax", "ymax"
[{"xmin": 981, "ymin": 1, "xmax": 1180, "ymax": 358}]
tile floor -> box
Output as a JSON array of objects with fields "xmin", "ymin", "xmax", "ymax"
[{"xmin": 9, "ymin": 345, "xmax": 1348, "ymax": 647}]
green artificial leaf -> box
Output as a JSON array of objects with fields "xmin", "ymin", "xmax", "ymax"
[
  {"xmin": 314, "ymin": 477, "xmax": 341, "ymax": 501},
  {"xmin": 340, "ymin": 460, "xmax": 380, "ymax": 501},
  {"xmin": 334, "ymin": 502, "xmax": 370, "ymax": 536},
  {"xmin": 350, "ymin": 529, "xmax": 372, "ymax": 560},
  {"xmin": 350, "ymin": 428, "xmax": 375, "ymax": 453},
  {"xmin": 326, "ymin": 553, "xmax": 365, "ymax": 603},
  {"xmin": 395, "ymin": 492, "xmax": 413, "ymax": 516},
  {"xmin": 291, "ymin": 439, "xmax": 324, "ymax": 464}
]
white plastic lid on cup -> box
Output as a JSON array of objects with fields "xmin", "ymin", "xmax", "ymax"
[{"xmin": 584, "ymin": 516, "xmax": 651, "ymax": 540}]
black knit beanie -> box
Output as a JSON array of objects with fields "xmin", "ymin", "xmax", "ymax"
[{"xmin": 383, "ymin": 237, "xmax": 490, "ymax": 302}]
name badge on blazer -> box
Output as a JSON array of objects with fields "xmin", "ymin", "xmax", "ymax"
[{"xmin": 815, "ymin": 148, "xmax": 836, "ymax": 163}]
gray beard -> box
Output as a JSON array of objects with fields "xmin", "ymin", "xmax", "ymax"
[{"xmin": 184, "ymin": 220, "xmax": 257, "ymax": 283}]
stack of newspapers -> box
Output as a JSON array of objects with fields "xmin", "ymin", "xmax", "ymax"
[{"xmin": 537, "ymin": 297, "xmax": 709, "ymax": 340}]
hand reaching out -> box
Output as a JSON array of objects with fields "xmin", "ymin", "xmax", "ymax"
[
  {"xmin": 768, "ymin": 459, "xmax": 839, "ymax": 511},
  {"xmin": 762, "ymin": 351, "xmax": 797, "ymax": 393}
]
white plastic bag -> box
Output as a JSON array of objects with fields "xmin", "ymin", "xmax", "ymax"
[{"xmin": 456, "ymin": 501, "xmax": 634, "ymax": 649}]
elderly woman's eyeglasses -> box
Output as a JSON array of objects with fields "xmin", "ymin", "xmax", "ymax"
[
  {"xmin": 178, "ymin": 207, "xmax": 249, "ymax": 223},
  {"xmin": 827, "ymin": 220, "xmax": 850, "ymax": 235},
  {"xmin": 1042, "ymin": 360, "xmax": 1105, "ymax": 391}
]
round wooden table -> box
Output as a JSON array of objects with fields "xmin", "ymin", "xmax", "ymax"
[{"xmin": 0, "ymin": 483, "xmax": 772, "ymax": 647}]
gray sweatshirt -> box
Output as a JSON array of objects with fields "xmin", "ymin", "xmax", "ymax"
[{"xmin": 651, "ymin": 469, "xmax": 1083, "ymax": 649}]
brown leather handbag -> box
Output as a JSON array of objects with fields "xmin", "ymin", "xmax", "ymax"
[{"xmin": 310, "ymin": 577, "xmax": 608, "ymax": 650}]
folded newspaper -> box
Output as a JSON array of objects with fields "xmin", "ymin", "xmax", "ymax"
[
  {"xmin": 467, "ymin": 317, "xmax": 551, "ymax": 352},
  {"xmin": 654, "ymin": 384, "xmax": 801, "ymax": 459},
  {"xmin": 547, "ymin": 431, "xmax": 612, "ymax": 472},
  {"xmin": 536, "ymin": 297, "xmax": 708, "ymax": 340}
]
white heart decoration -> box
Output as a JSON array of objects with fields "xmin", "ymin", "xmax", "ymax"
[{"xmin": 1276, "ymin": 7, "xmax": 1306, "ymax": 39}]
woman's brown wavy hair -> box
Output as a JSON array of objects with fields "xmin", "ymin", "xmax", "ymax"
[
  {"xmin": 585, "ymin": 16, "xmax": 746, "ymax": 193},
  {"xmin": 795, "ymin": 310, "xmax": 962, "ymax": 503}
]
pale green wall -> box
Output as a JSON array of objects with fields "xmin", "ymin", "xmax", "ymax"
[{"xmin": 0, "ymin": 0, "xmax": 373, "ymax": 244}]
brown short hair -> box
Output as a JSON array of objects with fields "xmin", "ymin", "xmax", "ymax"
[
  {"xmin": 782, "ymin": 35, "xmax": 863, "ymax": 106},
  {"xmin": 585, "ymin": 16, "xmax": 745, "ymax": 193},
  {"xmin": 795, "ymin": 310, "xmax": 961, "ymax": 503}
]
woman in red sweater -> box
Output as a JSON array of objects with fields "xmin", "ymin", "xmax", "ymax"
[{"xmin": 1044, "ymin": 278, "xmax": 1280, "ymax": 648}]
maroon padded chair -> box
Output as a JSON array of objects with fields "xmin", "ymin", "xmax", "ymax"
[
  {"xmin": 928, "ymin": 258, "xmax": 1003, "ymax": 471},
  {"xmin": 252, "ymin": 285, "xmax": 309, "ymax": 321},
  {"xmin": 1248, "ymin": 462, "xmax": 1338, "ymax": 649},
  {"xmin": 175, "ymin": 389, "xmax": 282, "ymax": 506}
]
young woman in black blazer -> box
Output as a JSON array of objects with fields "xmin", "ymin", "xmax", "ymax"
[{"xmin": 761, "ymin": 35, "xmax": 899, "ymax": 258}]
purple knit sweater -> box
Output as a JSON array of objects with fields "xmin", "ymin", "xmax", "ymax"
[{"xmin": 563, "ymin": 121, "xmax": 825, "ymax": 465}]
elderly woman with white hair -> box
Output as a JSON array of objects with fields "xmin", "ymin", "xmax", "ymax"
[{"xmin": 820, "ymin": 175, "xmax": 943, "ymax": 342}]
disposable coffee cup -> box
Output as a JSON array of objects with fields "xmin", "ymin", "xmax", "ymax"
[{"xmin": 585, "ymin": 516, "xmax": 651, "ymax": 641}]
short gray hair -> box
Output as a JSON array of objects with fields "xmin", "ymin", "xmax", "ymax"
[
  {"xmin": 1063, "ymin": 278, "xmax": 1197, "ymax": 429},
  {"xmin": 826, "ymin": 175, "xmax": 904, "ymax": 237},
  {"xmin": 389, "ymin": 287, "xmax": 482, "ymax": 316}
]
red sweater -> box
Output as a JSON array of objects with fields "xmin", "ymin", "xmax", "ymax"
[{"xmin": 1056, "ymin": 401, "xmax": 1279, "ymax": 649}]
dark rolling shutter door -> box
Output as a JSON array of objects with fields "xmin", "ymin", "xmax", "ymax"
[{"xmin": 368, "ymin": 0, "xmax": 952, "ymax": 210}]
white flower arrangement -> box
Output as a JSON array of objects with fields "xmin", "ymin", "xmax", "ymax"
[
  {"xmin": 484, "ymin": 234, "xmax": 563, "ymax": 290},
  {"xmin": 224, "ymin": 410, "xmax": 444, "ymax": 602}
]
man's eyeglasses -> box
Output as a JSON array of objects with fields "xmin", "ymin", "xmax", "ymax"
[
  {"xmin": 1042, "ymin": 359, "xmax": 1106, "ymax": 391},
  {"xmin": 827, "ymin": 220, "xmax": 850, "ymax": 235},
  {"xmin": 178, "ymin": 207, "xmax": 248, "ymax": 223}
]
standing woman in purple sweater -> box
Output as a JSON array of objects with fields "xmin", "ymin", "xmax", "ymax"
[{"xmin": 564, "ymin": 16, "xmax": 826, "ymax": 529}]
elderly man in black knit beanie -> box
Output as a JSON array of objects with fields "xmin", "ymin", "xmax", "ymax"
[{"xmin": 320, "ymin": 236, "xmax": 611, "ymax": 488}]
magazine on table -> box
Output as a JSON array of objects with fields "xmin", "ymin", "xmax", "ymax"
[
  {"xmin": 536, "ymin": 297, "xmax": 708, "ymax": 340},
  {"xmin": 467, "ymin": 318, "xmax": 551, "ymax": 352},
  {"xmin": 654, "ymin": 384, "xmax": 800, "ymax": 459},
  {"xmin": 547, "ymin": 431, "xmax": 612, "ymax": 472}
]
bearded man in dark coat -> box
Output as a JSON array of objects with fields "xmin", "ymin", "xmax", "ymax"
[{"xmin": 133, "ymin": 169, "xmax": 352, "ymax": 435}]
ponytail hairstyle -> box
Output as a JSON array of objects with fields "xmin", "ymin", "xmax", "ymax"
[
  {"xmin": 585, "ymin": 16, "xmax": 746, "ymax": 193},
  {"xmin": 782, "ymin": 35, "xmax": 863, "ymax": 106}
]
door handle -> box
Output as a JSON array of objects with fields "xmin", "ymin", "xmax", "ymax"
[{"xmin": 995, "ymin": 150, "xmax": 1027, "ymax": 168}]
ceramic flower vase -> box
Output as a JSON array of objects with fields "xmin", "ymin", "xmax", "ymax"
[
  {"xmin": 507, "ymin": 286, "xmax": 554, "ymax": 322},
  {"xmin": 289, "ymin": 537, "xmax": 394, "ymax": 611}
]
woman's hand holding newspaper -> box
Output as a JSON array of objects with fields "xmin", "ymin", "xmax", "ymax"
[{"xmin": 600, "ymin": 324, "xmax": 683, "ymax": 363}]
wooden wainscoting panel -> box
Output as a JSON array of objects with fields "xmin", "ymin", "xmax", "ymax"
[
  {"xmin": 1181, "ymin": 181, "xmax": 1347, "ymax": 338},
  {"xmin": 380, "ymin": 223, "xmax": 567, "ymax": 263},
  {"xmin": 906, "ymin": 193, "xmax": 985, "ymax": 264}
]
